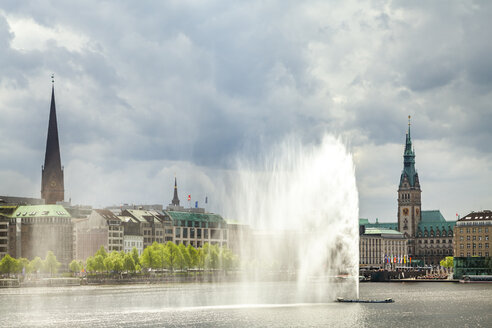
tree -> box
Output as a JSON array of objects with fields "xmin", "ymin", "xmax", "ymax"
[
  {"xmin": 69, "ymin": 260, "xmax": 81, "ymax": 274},
  {"xmin": 95, "ymin": 246, "xmax": 108, "ymax": 259},
  {"xmin": 17, "ymin": 258, "xmax": 31, "ymax": 275},
  {"xmin": 94, "ymin": 254, "xmax": 106, "ymax": 273},
  {"xmin": 205, "ymin": 243, "xmax": 219, "ymax": 271},
  {"xmin": 123, "ymin": 253, "xmax": 136, "ymax": 273},
  {"xmin": 440, "ymin": 256, "xmax": 454, "ymax": 269},
  {"xmin": 43, "ymin": 251, "xmax": 61, "ymax": 277},
  {"xmin": 131, "ymin": 247, "xmax": 140, "ymax": 266},
  {"xmin": 187, "ymin": 244, "xmax": 198, "ymax": 269},
  {"xmin": 153, "ymin": 242, "xmax": 166, "ymax": 271},
  {"xmin": 85, "ymin": 256, "xmax": 95, "ymax": 273},
  {"xmin": 0, "ymin": 254, "xmax": 18, "ymax": 277},
  {"xmin": 219, "ymin": 246, "xmax": 236, "ymax": 273},
  {"xmin": 30, "ymin": 257, "xmax": 44, "ymax": 274},
  {"xmin": 140, "ymin": 245, "xmax": 158, "ymax": 270},
  {"xmin": 165, "ymin": 241, "xmax": 181, "ymax": 272},
  {"xmin": 176, "ymin": 243, "xmax": 188, "ymax": 271},
  {"xmin": 196, "ymin": 248, "xmax": 205, "ymax": 271},
  {"xmin": 484, "ymin": 257, "xmax": 492, "ymax": 270}
]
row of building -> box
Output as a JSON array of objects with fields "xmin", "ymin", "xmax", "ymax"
[{"xmin": 0, "ymin": 188, "xmax": 241, "ymax": 269}]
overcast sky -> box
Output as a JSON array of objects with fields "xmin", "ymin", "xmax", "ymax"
[{"xmin": 0, "ymin": 1, "xmax": 490, "ymax": 222}]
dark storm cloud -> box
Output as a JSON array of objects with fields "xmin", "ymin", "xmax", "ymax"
[{"xmin": 0, "ymin": 1, "xmax": 490, "ymax": 218}]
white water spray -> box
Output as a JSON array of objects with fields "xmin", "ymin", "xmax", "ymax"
[{"xmin": 223, "ymin": 134, "xmax": 359, "ymax": 301}]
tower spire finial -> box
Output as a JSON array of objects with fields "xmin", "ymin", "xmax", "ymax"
[
  {"xmin": 51, "ymin": 74, "xmax": 54, "ymax": 86},
  {"xmin": 408, "ymin": 115, "xmax": 411, "ymax": 126}
]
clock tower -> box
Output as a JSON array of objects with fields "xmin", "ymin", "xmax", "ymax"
[
  {"xmin": 41, "ymin": 77, "xmax": 64, "ymax": 204},
  {"xmin": 397, "ymin": 116, "xmax": 421, "ymax": 255}
]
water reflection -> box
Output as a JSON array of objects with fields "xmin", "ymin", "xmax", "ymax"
[{"xmin": 0, "ymin": 282, "xmax": 490, "ymax": 327}]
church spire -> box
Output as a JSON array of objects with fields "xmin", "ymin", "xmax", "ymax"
[
  {"xmin": 171, "ymin": 177, "xmax": 180, "ymax": 206},
  {"xmin": 400, "ymin": 115, "xmax": 417, "ymax": 188},
  {"xmin": 41, "ymin": 75, "xmax": 64, "ymax": 204}
]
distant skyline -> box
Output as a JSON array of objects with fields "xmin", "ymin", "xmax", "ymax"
[{"xmin": 0, "ymin": 1, "xmax": 491, "ymax": 222}]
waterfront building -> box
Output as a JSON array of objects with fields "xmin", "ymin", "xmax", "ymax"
[
  {"xmin": 74, "ymin": 209, "xmax": 124, "ymax": 260},
  {"xmin": 41, "ymin": 81, "xmax": 65, "ymax": 205},
  {"xmin": 120, "ymin": 209, "xmax": 173, "ymax": 248},
  {"xmin": 165, "ymin": 209, "xmax": 229, "ymax": 248},
  {"xmin": 4, "ymin": 205, "xmax": 73, "ymax": 268},
  {"xmin": 0, "ymin": 206, "xmax": 14, "ymax": 259},
  {"xmin": 454, "ymin": 210, "xmax": 491, "ymax": 258},
  {"xmin": 359, "ymin": 225, "xmax": 408, "ymax": 269},
  {"xmin": 363, "ymin": 117, "xmax": 455, "ymax": 266},
  {"xmin": 163, "ymin": 178, "xmax": 229, "ymax": 248}
]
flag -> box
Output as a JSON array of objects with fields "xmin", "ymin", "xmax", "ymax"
[
  {"xmin": 188, "ymin": 194, "xmax": 191, "ymax": 201},
  {"xmin": 205, "ymin": 196, "xmax": 208, "ymax": 204},
  {"xmin": 195, "ymin": 201, "xmax": 198, "ymax": 208}
]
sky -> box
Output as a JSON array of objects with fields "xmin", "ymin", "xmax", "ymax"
[{"xmin": 0, "ymin": 1, "xmax": 491, "ymax": 222}]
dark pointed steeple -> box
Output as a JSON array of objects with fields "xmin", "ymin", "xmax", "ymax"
[
  {"xmin": 400, "ymin": 115, "xmax": 418, "ymax": 188},
  {"xmin": 171, "ymin": 177, "xmax": 180, "ymax": 206},
  {"xmin": 41, "ymin": 76, "xmax": 64, "ymax": 204}
]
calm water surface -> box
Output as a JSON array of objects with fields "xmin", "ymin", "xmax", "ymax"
[{"xmin": 0, "ymin": 281, "xmax": 490, "ymax": 327}]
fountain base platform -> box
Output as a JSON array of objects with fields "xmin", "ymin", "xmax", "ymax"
[{"xmin": 336, "ymin": 297, "xmax": 394, "ymax": 303}]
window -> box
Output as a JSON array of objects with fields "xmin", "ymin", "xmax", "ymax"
[
  {"xmin": 460, "ymin": 236, "xmax": 464, "ymax": 241},
  {"xmin": 460, "ymin": 244, "xmax": 464, "ymax": 249},
  {"xmin": 467, "ymin": 236, "xmax": 470, "ymax": 240},
  {"xmin": 486, "ymin": 243, "xmax": 489, "ymax": 249},
  {"xmin": 183, "ymin": 228, "xmax": 188, "ymax": 238},
  {"xmin": 467, "ymin": 244, "xmax": 471, "ymax": 249},
  {"xmin": 175, "ymin": 228, "xmax": 181, "ymax": 238}
]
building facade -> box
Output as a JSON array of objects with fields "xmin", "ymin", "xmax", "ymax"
[
  {"xmin": 454, "ymin": 210, "xmax": 491, "ymax": 258},
  {"xmin": 74, "ymin": 209, "xmax": 124, "ymax": 260},
  {"xmin": 359, "ymin": 226, "xmax": 408, "ymax": 269},
  {"xmin": 123, "ymin": 235, "xmax": 144, "ymax": 255},
  {"xmin": 8, "ymin": 205, "xmax": 73, "ymax": 269},
  {"xmin": 166, "ymin": 209, "xmax": 229, "ymax": 248}
]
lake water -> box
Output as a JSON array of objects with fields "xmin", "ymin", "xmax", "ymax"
[{"xmin": 0, "ymin": 281, "xmax": 490, "ymax": 327}]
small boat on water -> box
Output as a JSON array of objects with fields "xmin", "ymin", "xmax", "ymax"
[{"xmin": 336, "ymin": 297, "xmax": 394, "ymax": 303}]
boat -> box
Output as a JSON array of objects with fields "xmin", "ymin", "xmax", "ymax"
[
  {"xmin": 459, "ymin": 275, "xmax": 492, "ymax": 283},
  {"xmin": 336, "ymin": 297, "xmax": 394, "ymax": 303}
]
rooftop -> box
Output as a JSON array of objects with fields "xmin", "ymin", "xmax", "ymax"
[
  {"xmin": 459, "ymin": 210, "xmax": 492, "ymax": 222},
  {"xmin": 165, "ymin": 210, "xmax": 226, "ymax": 223},
  {"xmin": 12, "ymin": 205, "xmax": 70, "ymax": 218}
]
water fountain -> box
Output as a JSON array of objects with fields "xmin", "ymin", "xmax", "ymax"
[{"xmin": 222, "ymin": 134, "xmax": 360, "ymax": 302}]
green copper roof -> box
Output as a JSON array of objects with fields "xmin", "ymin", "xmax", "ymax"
[
  {"xmin": 12, "ymin": 205, "xmax": 70, "ymax": 218},
  {"xmin": 359, "ymin": 218, "xmax": 370, "ymax": 225},
  {"xmin": 165, "ymin": 211, "xmax": 226, "ymax": 223},
  {"xmin": 421, "ymin": 210, "xmax": 446, "ymax": 223}
]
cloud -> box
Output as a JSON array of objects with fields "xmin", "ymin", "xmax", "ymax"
[{"xmin": 0, "ymin": 1, "xmax": 491, "ymax": 222}]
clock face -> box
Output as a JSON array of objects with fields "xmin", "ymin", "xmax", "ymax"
[
  {"xmin": 50, "ymin": 180, "xmax": 56, "ymax": 187},
  {"xmin": 402, "ymin": 208, "xmax": 409, "ymax": 215}
]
